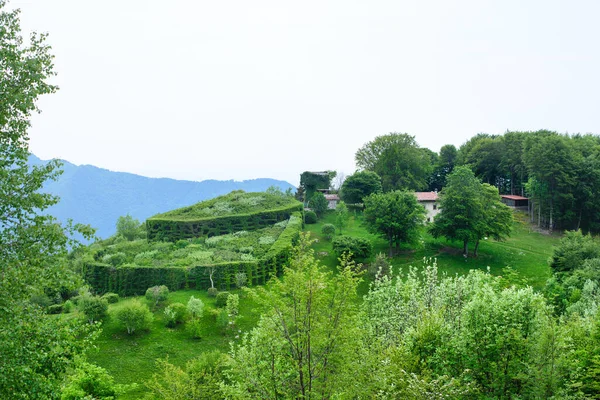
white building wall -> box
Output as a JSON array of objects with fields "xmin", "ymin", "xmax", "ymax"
[{"xmin": 420, "ymin": 201, "xmax": 440, "ymax": 222}]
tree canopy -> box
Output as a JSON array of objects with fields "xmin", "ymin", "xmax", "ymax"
[
  {"xmin": 0, "ymin": 2, "xmax": 96, "ymax": 396},
  {"xmin": 340, "ymin": 170, "xmax": 382, "ymax": 204},
  {"xmin": 430, "ymin": 166, "xmax": 512, "ymax": 256},
  {"xmin": 355, "ymin": 133, "xmax": 433, "ymax": 191},
  {"xmin": 363, "ymin": 190, "xmax": 426, "ymax": 256}
]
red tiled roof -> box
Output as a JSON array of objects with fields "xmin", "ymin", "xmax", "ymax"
[
  {"xmin": 501, "ymin": 195, "xmax": 528, "ymax": 201},
  {"xmin": 325, "ymin": 194, "xmax": 339, "ymax": 201},
  {"xmin": 415, "ymin": 192, "xmax": 438, "ymax": 201}
]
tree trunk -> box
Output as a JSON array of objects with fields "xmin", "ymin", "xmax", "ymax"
[
  {"xmin": 549, "ymin": 198, "xmax": 553, "ymax": 232},
  {"xmin": 474, "ymin": 240, "xmax": 480, "ymax": 257},
  {"xmin": 463, "ymin": 240, "xmax": 468, "ymax": 257},
  {"xmin": 577, "ymin": 208, "xmax": 582, "ymax": 231}
]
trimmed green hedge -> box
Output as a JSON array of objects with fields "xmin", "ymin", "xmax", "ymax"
[
  {"xmin": 84, "ymin": 213, "xmax": 303, "ymax": 296},
  {"xmin": 147, "ymin": 203, "xmax": 303, "ymax": 242}
]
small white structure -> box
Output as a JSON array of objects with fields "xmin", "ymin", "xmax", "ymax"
[
  {"xmin": 324, "ymin": 194, "xmax": 340, "ymax": 210},
  {"xmin": 415, "ymin": 192, "xmax": 440, "ymax": 223}
]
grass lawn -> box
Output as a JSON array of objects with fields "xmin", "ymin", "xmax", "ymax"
[
  {"xmin": 87, "ymin": 289, "xmax": 261, "ymax": 399},
  {"xmin": 305, "ymin": 210, "xmax": 560, "ymax": 292}
]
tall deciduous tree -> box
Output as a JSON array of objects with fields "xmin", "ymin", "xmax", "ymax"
[
  {"xmin": 363, "ymin": 191, "xmax": 426, "ymax": 256},
  {"xmin": 429, "ymin": 166, "xmax": 485, "ymax": 256},
  {"xmin": 0, "ymin": 2, "xmax": 96, "ymax": 396},
  {"xmin": 355, "ymin": 133, "xmax": 433, "ymax": 191},
  {"xmin": 340, "ymin": 170, "xmax": 382, "ymax": 204},
  {"xmin": 473, "ymin": 183, "xmax": 513, "ymax": 256},
  {"xmin": 224, "ymin": 235, "xmax": 365, "ymax": 398},
  {"xmin": 428, "ymin": 144, "xmax": 457, "ymax": 192},
  {"xmin": 116, "ymin": 214, "xmax": 141, "ymax": 241},
  {"xmin": 308, "ymin": 191, "xmax": 328, "ymax": 217}
]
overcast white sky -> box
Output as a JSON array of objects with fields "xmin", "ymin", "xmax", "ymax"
[{"xmin": 10, "ymin": 0, "xmax": 600, "ymax": 186}]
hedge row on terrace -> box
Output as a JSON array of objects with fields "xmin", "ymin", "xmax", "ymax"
[
  {"xmin": 84, "ymin": 213, "xmax": 302, "ymax": 296},
  {"xmin": 146, "ymin": 203, "xmax": 303, "ymax": 242}
]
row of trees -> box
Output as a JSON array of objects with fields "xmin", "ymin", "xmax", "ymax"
[{"xmin": 342, "ymin": 130, "xmax": 600, "ymax": 233}]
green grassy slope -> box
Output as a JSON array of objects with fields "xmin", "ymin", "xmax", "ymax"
[{"xmin": 305, "ymin": 211, "xmax": 559, "ymax": 291}]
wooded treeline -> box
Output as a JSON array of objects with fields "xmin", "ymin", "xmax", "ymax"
[{"xmin": 349, "ymin": 131, "xmax": 600, "ymax": 233}]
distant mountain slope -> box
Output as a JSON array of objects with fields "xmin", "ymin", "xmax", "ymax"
[{"xmin": 29, "ymin": 155, "xmax": 295, "ymax": 239}]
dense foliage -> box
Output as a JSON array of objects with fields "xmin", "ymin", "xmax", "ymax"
[
  {"xmin": 355, "ymin": 132, "xmax": 433, "ymax": 191},
  {"xmin": 457, "ymin": 130, "xmax": 600, "ymax": 232},
  {"xmin": 299, "ymin": 171, "xmax": 336, "ymax": 202},
  {"xmin": 331, "ymin": 235, "xmax": 373, "ymax": 260},
  {"xmin": 340, "ymin": 170, "xmax": 382, "ymax": 204},
  {"xmin": 79, "ymin": 213, "xmax": 303, "ymax": 295},
  {"xmin": 363, "ymin": 190, "xmax": 426, "ymax": 256},
  {"xmin": 308, "ymin": 191, "xmax": 328, "ymax": 217},
  {"xmin": 0, "ymin": 3, "xmax": 98, "ymax": 397},
  {"xmin": 430, "ymin": 166, "xmax": 513, "ymax": 256}
]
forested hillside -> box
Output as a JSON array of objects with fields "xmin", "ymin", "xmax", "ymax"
[{"xmin": 29, "ymin": 154, "xmax": 294, "ymax": 238}]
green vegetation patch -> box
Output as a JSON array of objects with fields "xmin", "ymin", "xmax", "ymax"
[
  {"xmin": 80, "ymin": 213, "xmax": 303, "ymax": 296},
  {"xmin": 146, "ymin": 191, "xmax": 303, "ymax": 241}
]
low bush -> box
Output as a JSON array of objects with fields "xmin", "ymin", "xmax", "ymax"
[
  {"xmin": 215, "ymin": 291, "xmax": 230, "ymax": 308},
  {"xmin": 63, "ymin": 300, "xmax": 74, "ymax": 314},
  {"xmin": 145, "ymin": 285, "xmax": 169, "ymax": 306},
  {"xmin": 321, "ymin": 224, "xmax": 336, "ymax": 240},
  {"xmin": 187, "ymin": 318, "xmax": 203, "ymax": 339},
  {"xmin": 332, "ymin": 235, "xmax": 373, "ymax": 261},
  {"xmin": 187, "ymin": 296, "xmax": 204, "ymax": 319},
  {"xmin": 367, "ymin": 252, "xmax": 391, "ymax": 279},
  {"xmin": 235, "ymin": 272, "xmax": 247, "ymax": 288},
  {"xmin": 115, "ymin": 299, "xmax": 154, "ymax": 335},
  {"xmin": 304, "ymin": 211, "xmax": 318, "ymax": 224},
  {"xmin": 207, "ymin": 287, "xmax": 218, "ymax": 297},
  {"xmin": 175, "ymin": 239, "xmax": 190, "ymax": 249},
  {"xmin": 79, "ymin": 295, "xmax": 108, "ymax": 324},
  {"xmin": 164, "ymin": 302, "xmax": 187, "ymax": 327},
  {"xmin": 102, "ymin": 292, "xmax": 119, "ymax": 304}
]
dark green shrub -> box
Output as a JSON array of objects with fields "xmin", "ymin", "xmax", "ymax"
[
  {"xmin": 321, "ymin": 223, "xmax": 336, "ymax": 240},
  {"xmin": 145, "ymin": 285, "xmax": 169, "ymax": 306},
  {"xmin": 550, "ymin": 230, "xmax": 600, "ymax": 273},
  {"xmin": 215, "ymin": 291, "xmax": 230, "ymax": 308},
  {"xmin": 79, "ymin": 295, "xmax": 108, "ymax": 324},
  {"xmin": 308, "ymin": 192, "xmax": 328, "ymax": 217},
  {"xmin": 332, "ymin": 235, "xmax": 373, "ymax": 260},
  {"xmin": 30, "ymin": 294, "xmax": 52, "ymax": 308},
  {"xmin": 175, "ymin": 240, "xmax": 190, "ymax": 249},
  {"xmin": 304, "ymin": 211, "xmax": 317, "ymax": 224},
  {"xmin": 207, "ymin": 287, "xmax": 218, "ymax": 297},
  {"xmin": 47, "ymin": 304, "xmax": 63, "ymax": 314},
  {"xmin": 164, "ymin": 302, "xmax": 187, "ymax": 327},
  {"xmin": 216, "ymin": 308, "xmax": 229, "ymax": 330},
  {"xmin": 101, "ymin": 292, "xmax": 119, "ymax": 304}
]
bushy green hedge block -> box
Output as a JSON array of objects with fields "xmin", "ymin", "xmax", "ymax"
[
  {"xmin": 84, "ymin": 212, "xmax": 304, "ymax": 296},
  {"xmin": 147, "ymin": 203, "xmax": 303, "ymax": 242}
]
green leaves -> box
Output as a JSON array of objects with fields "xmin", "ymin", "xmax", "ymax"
[
  {"xmin": 363, "ymin": 190, "xmax": 426, "ymax": 256},
  {"xmin": 355, "ymin": 133, "xmax": 433, "ymax": 191}
]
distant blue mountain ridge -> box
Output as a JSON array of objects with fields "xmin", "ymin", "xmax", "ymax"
[{"xmin": 29, "ymin": 154, "xmax": 296, "ymax": 239}]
